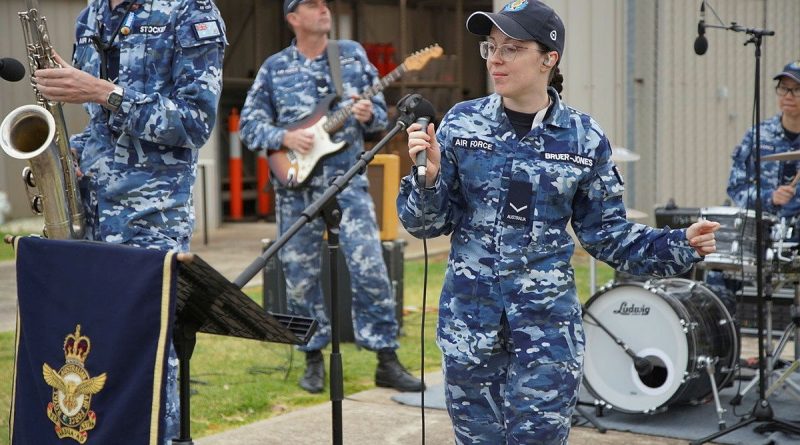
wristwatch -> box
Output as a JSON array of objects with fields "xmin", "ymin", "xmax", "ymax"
[{"xmin": 104, "ymin": 85, "xmax": 124, "ymax": 111}]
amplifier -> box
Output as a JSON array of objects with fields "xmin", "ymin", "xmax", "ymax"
[
  {"xmin": 654, "ymin": 206, "xmax": 701, "ymax": 229},
  {"xmin": 261, "ymin": 238, "xmax": 406, "ymax": 342}
]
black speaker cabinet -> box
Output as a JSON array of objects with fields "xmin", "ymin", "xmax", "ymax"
[{"xmin": 262, "ymin": 239, "xmax": 406, "ymax": 342}]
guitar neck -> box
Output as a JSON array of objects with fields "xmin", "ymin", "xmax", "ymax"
[{"xmin": 323, "ymin": 64, "xmax": 408, "ymax": 133}]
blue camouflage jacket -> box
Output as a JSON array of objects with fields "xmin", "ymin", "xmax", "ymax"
[
  {"xmin": 70, "ymin": 0, "xmax": 225, "ymax": 245},
  {"xmin": 397, "ymin": 89, "xmax": 701, "ymax": 364},
  {"xmin": 238, "ymin": 39, "xmax": 387, "ymax": 174},
  {"xmin": 727, "ymin": 113, "xmax": 800, "ymax": 217}
]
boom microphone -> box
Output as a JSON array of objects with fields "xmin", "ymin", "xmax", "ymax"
[
  {"xmin": 693, "ymin": 1, "xmax": 708, "ymax": 56},
  {"xmin": 0, "ymin": 57, "xmax": 25, "ymax": 82}
]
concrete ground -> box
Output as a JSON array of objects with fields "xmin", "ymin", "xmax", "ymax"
[{"xmin": 2, "ymin": 219, "xmax": 797, "ymax": 444}]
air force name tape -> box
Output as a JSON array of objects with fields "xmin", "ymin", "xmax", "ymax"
[{"xmin": 543, "ymin": 151, "xmax": 594, "ymax": 167}]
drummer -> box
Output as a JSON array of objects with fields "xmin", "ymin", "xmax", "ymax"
[{"xmin": 707, "ymin": 60, "xmax": 800, "ymax": 316}]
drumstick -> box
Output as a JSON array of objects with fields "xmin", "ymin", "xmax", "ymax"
[{"xmin": 790, "ymin": 171, "xmax": 800, "ymax": 188}]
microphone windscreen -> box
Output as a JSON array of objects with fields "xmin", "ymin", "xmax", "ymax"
[
  {"xmin": 411, "ymin": 98, "xmax": 436, "ymax": 122},
  {"xmin": 694, "ymin": 36, "xmax": 708, "ymax": 56},
  {"xmin": 0, "ymin": 57, "xmax": 26, "ymax": 82}
]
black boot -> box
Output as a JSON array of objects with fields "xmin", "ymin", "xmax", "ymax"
[
  {"xmin": 299, "ymin": 350, "xmax": 325, "ymax": 393},
  {"xmin": 375, "ymin": 349, "xmax": 425, "ymax": 392}
]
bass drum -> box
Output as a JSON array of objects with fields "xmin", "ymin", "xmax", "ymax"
[{"xmin": 583, "ymin": 278, "xmax": 738, "ymax": 414}]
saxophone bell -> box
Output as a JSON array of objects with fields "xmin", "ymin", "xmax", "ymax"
[{"xmin": 0, "ymin": 105, "xmax": 85, "ymax": 239}]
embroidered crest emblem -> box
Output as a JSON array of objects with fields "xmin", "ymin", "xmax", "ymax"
[
  {"xmin": 502, "ymin": 0, "xmax": 528, "ymax": 12},
  {"xmin": 43, "ymin": 325, "xmax": 107, "ymax": 444}
]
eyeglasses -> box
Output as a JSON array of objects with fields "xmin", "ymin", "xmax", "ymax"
[
  {"xmin": 776, "ymin": 85, "xmax": 800, "ymax": 98},
  {"xmin": 479, "ymin": 41, "xmax": 543, "ymax": 63}
]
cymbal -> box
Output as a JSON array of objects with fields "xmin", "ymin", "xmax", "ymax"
[
  {"xmin": 627, "ymin": 208, "xmax": 648, "ymax": 220},
  {"xmin": 611, "ymin": 147, "xmax": 641, "ymax": 162},
  {"xmin": 762, "ymin": 150, "xmax": 800, "ymax": 162}
]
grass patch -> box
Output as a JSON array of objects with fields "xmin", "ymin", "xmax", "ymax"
[
  {"xmin": 0, "ymin": 237, "xmax": 18, "ymax": 263},
  {"xmin": 0, "ymin": 253, "xmax": 614, "ymax": 442}
]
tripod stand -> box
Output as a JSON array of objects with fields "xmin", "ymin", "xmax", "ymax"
[{"xmin": 690, "ymin": 14, "xmax": 800, "ymax": 445}]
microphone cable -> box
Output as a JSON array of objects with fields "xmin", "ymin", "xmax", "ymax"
[{"xmin": 418, "ymin": 169, "xmax": 429, "ymax": 445}]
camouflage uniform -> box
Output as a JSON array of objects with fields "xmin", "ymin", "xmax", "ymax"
[
  {"xmin": 706, "ymin": 113, "xmax": 800, "ymax": 314},
  {"xmin": 397, "ymin": 88, "xmax": 700, "ymax": 444},
  {"xmin": 239, "ymin": 40, "xmax": 398, "ymax": 352},
  {"xmin": 727, "ymin": 113, "xmax": 800, "ymax": 216},
  {"xmin": 70, "ymin": 0, "xmax": 226, "ymax": 442}
]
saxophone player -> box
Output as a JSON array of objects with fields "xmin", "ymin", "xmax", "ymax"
[{"xmin": 32, "ymin": 0, "xmax": 226, "ymax": 442}]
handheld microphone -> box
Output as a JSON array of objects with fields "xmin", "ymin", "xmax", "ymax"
[
  {"xmin": 693, "ymin": 1, "xmax": 708, "ymax": 56},
  {"xmin": 0, "ymin": 57, "xmax": 26, "ymax": 82},
  {"xmin": 410, "ymin": 98, "xmax": 436, "ymax": 186}
]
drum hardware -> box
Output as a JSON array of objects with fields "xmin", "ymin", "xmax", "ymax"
[
  {"xmin": 583, "ymin": 278, "xmax": 738, "ymax": 418},
  {"xmin": 696, "ymin": 206, "xmax": 776, "ymax": 273},
  {"xmin": 698, "ymin": 355, "xmax": 727, "ymax": 430},
  {"xmin": 761, "ymin": 150, "xmax": 800, "ymax": 162},
  {"xmin": 571, "ymin": 400, "xmax": 608, "ymax": 433},
  {"xmin": 610, "ymin": 146, "xmax": 640, "ymax": 163},
  {"xmin": 731, "ymin": 284, "xmax": 800, "ymax": 405}
]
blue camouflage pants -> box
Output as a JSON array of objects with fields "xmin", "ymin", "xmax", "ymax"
[
  {"xmin": 83, "ymin": 185, "xmax": 184, "ymax": 444},
  {"xmin": 443, "ymin": 313, "xmax": 583, "ymax": 444},
  {"xmin": 276, "ymin": 173, "xmax": 398, "ymax": 352}
]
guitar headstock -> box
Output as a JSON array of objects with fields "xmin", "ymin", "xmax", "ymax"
[{"xmin": 402, "ymin": 44, "xmax": 444, "ymax": 72}]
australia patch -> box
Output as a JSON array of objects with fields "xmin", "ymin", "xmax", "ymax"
[
  {"xmin": 543, "ymin": 151, "xmax": 594, "ymax": 167},
  {"xmin": 502, "ymin": 180, "xmax": 533, "ymax": 226},
  {"xmin": 193, "ymin": 20, "xmax": 222, "ymax": 40},
  {"xmin": 453, "ymin": 137, "xmax": 494, "ymax": 151}
]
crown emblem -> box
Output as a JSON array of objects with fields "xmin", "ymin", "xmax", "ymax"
[{"xmin": 63, "ymin": 324, "xmax": 91, "ymax": 364}]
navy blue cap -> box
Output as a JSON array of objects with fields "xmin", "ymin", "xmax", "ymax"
[
  {"xmin": 774, "ymin": 60, "xmax": 800, "ymax": 84},
  {"xmin": 466, "ymin": 0, "xmax": 565, "ymax": 57},
  {"xmin": 284, "ymin": 0, "xmax": 303, "ymax": 17}
]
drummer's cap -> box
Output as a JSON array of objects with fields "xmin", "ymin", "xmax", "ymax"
[
  {"xmin": 774, "ymin": 60, "xmax": 800, "ymax": 84},
  {"xmin": 466, "ymin": 0, "xmax": 565, "ymax": 58}
]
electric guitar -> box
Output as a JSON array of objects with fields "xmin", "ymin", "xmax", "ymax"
[{"xmin": 268, "ymin": 44, "xmax": 443, "ymax": 188}]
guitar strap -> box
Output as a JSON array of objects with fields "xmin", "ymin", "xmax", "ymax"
[{"xmin": 326, "ymin": 40, "xmax": 344, "ymax": 98}]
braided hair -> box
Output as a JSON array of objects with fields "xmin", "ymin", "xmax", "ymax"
[{"xmin": 548, "ymin": 66, "xmax": 564, "ymax": 97}]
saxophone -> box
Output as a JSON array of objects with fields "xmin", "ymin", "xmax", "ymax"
[{"xmin": 0, "ymin": 0, "xmax": 85, "ymax": 239}]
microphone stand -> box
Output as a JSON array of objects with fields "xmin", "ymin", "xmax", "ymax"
[
  {"xmin": 233, "ymin": 110, "xmax": 414, "ymax": 445},
  {"xmin": 691, "ymin": 21, "xmax": 800, "ymax": 445}
]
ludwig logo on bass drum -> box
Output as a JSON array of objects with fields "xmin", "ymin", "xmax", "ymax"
[{"xmin": 612, "ymin": 302, "xmax": 651, "ymax": 316}]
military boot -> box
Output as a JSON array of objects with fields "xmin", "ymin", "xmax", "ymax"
[
  {"xmin": 375, "ymin": 349, "xmax": 425, "ymax": 392},
  {"xmin": 299, "ymin": 350, "xmax": 325, "ymax": 393}
]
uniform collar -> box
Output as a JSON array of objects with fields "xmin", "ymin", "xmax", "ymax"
[{"xmin": 484, "ymin": 87, "xmax": 571, "ymax": 130}]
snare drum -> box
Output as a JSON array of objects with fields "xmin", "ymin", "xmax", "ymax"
[
  {"xmin": 699, "ymin": 206, "xmax": 775, "ymax": 272},
  {"xmin": 583, "ymin": 278, "xmax": 738, "ymax": 414}
]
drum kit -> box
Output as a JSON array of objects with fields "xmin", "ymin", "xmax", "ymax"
[{"xmin": 580, "ymin": 148, "xmax": 800, "ymax": 432}]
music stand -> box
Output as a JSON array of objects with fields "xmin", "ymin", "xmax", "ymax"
[
  {"xmin": 171, "ymin": 253, "xmax": 317, "ymax": 445},
  {"xmin": 690, "ymin": 12, "xmax": 800, "ymax": 445}
]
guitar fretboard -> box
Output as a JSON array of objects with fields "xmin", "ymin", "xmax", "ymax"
[{"xmin": 322, "ymin": 64, "xmax": 407, "ymax": 133}]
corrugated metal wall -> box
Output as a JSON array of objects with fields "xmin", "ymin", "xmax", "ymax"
[
  {"xmin": 0, "ymin": 0, "xmax": 88, "ymax": 220},
  {"xmin": 1, "ymin": 0, "xmax": 797, "ymax": 224},
  {"xmin": 629, "ymin": 0, "xmax": 800, "ymax": 221}
]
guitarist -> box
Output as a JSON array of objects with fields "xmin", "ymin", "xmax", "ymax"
[{"xmin": 239, "ymin": 0, "xmax": 423, "ymax": 394}]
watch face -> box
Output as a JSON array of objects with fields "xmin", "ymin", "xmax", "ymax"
[
  {"xmin": 108, "ymin": 87, "xmax": 123, "ymax": 108},
  {"xmin": 109, "ymin": 93, "xmax": 123, "ymax": 107}
]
